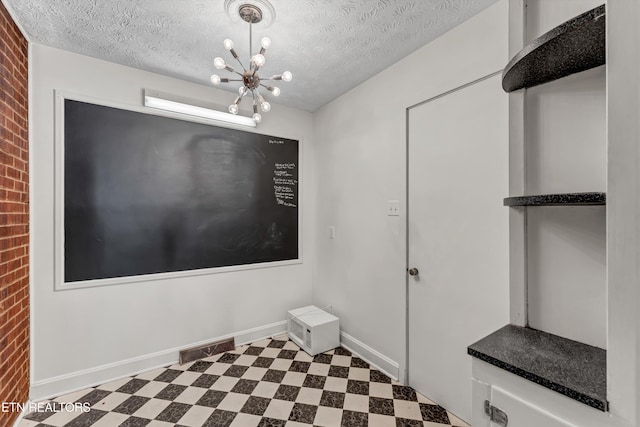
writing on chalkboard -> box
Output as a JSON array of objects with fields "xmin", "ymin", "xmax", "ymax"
[{"xmin": 274, "ymin": 162, "xmax": 298, "ymax": 208}]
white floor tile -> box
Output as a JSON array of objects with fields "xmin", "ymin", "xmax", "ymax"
[
  {"xmin": 393, "ymin": 399, "xmax": 422, "ymax": 420},
  {"xmin": 251, "ymin": 381, "xmax": 279, "ymax": 399},
  {"xmin": 369, "ymin": 382, "xmax": 394, "ymax": 399},
  {"xmin": 295, "ymin": 388, "xmax": 322, "ymax": 406},
  {"xmin": 134, "ymin": 381, "xmax": 168, "ymax": 398},
  {"xmin": 313, "ymin": 406, "xmax": 343, "ymax": 427},
  {"xmin": 176, "ymin": 405, "xmax": 216, "ymax": 427},
  {"xmin": 270, "ymin": 358, "xmax": 293, "ymax": 371},
  {"xmin": 235, "ymin": 354, "xmax": 258, "ymax": 366},
  {"xmin": 91, "ymin": 392, "xmax": 130, "ymax": 411},
  {"xmin": 330, "ymin": 355, "xmax": 351, "ymax": 367},
  {"xmin": 368, "ymin": 413, "xmax": 397, "ymax": 427},
  {"xmin": 293, "ymin": 352, "xmax": 313, "ymax": 362},
  {"xmin": 307, "ymin": 363, "xmax": 330, "ymax": 376},
  {"xmin": 281, "ymin": 372, "xmax": 305, "ymax": 387},
  {"xmin": 217, "ymin": 392, "xmax": 250, "ymax": 412},
  {"xmin": 324, "ymin": 377, "xmax": 348, "ymax": 393},
  {"xmin": 172, "ymin": 371, "xmax": 202, "ymax": 386},
  {"xmin": 210, "ymin": 376, "xmax": 240, "ymax": 392},
  {"xmin": 242, "ymin": 366, "xmax": 268, "ymax": 381},
  {"xmin": 132, "ymin": 398, "xmax": 172, "ymax": 419},
  {"xmin": 348, "ymin": 367, "xmax": 370, "ymax": 381},
  {"xmin": 174, "ymin": 386, "xmax": 207, "ymax": 404},
  {"xmin": 263, "ymin": 399, "xmax": 295, "ymax": 420},
  {"xmin": 230, "ymin": 413, "xmax": 261, "ymax": 427},
  {"xmin": 260, "ymin": 348, "xmax": 282, "ymax": 358},
  {"xmin": 343, "ymin": 394, "xmax": 369, "ymax": 412},
  {"xmin": 145, "ymin": 421, "xmax": 174, "ymax": 427},
  {"xmin": 205, "ymin": 363, "xmax": 232, "ymax": 375}
]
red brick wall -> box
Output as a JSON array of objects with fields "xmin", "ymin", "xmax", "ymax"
[{"xmin": 0, "ymin": 2, "xmax": 29, "ymax": 426}]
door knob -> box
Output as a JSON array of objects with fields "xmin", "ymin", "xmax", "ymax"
[{"xmin": 408, "ymin": 268, "xmax": 419, "ymax": 276}]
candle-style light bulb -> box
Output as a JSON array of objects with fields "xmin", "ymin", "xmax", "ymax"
[
  {"xmin": 214, "ymin": 57, "xmax": 226, "ymax": 70},
  {"xmin": 251, "ymin": 54, "xmax": 266, "ymax": 68}
]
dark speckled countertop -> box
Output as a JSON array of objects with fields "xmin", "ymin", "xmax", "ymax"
[
  {"xmin": 468, "ymin": 324, "xmax": 607, "ymax": 412},
  {"xmin": 502, "ymin": 4, "xmax": 605, "ymax": 92}
]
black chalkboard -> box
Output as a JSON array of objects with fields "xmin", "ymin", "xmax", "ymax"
[{"xmin": 64, "ymin": 99, "xmax": 299, "ymax": 282}]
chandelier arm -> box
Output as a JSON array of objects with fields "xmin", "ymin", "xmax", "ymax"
[{"xmin": 226, "ymin": 46, "xmax": 247, "ymax": 72}]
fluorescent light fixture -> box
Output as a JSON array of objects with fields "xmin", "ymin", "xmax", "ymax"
[{"xmin": 144, "ymin": 95, "xmax": 257, "ymax": 127}]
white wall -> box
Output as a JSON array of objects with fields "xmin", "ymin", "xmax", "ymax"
[
  {"xmin": 523, "ymin": 0, "xmax": 607, "ymax": 349},
  {"xmin": 30, "ymin": 44, "xmax": 315, "ymax": 399},
  {"xmin": 312, "ymin": 1, "xmax": 508, "ymax": 381}
]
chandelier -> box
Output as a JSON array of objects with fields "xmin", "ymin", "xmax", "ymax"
[{"xmin": 210, "ymin": 4, "xmax": 292, "ymax": 124}]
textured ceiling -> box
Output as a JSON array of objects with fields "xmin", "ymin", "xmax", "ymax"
[{"xmin": 6, "ymin": 0, "xmax": 498, "ymax": 111}]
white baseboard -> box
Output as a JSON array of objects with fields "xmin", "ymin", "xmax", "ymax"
[
  {"xmin": 339, "ymin": 331, "xmax": 400, "ymax": 381},
  {"xmin": 30, "ymin": 320, "xmax": 287, "ymax": 402}
]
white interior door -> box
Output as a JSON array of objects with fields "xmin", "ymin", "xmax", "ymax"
[{"xmin": 407, "ymin": 74, "xmax": 509, "ymax": 423}]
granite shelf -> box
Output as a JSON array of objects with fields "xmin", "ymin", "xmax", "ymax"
[
  {"xmin": 468, "ymin": 325, "xmax": 608, "ymax": 411},
  {"xmin": 502, "ymin": 4, "xmax": 605, "ymax": 92},
  {"xmin": 504, "ymin": 192, "xmax": 605, "ymax": 207}
]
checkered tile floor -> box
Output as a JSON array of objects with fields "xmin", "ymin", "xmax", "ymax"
[{"xmin": 20, "ymin": 336, "xmax": 469, "ymax": 426}]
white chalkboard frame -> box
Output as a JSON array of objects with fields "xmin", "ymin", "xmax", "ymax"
[{"xmin": 54, "ymin": 90, "xmax": 303, "ymax": 291}]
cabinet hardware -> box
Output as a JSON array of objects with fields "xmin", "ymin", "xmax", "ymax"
[{"xmin": 484, "ymin": 400, "xmax": 508, "ymax": 426}]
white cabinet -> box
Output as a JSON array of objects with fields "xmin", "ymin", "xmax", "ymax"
[
  {"xmin": 472, "ymin": 360, "xmax": 613, "ymax": 427},
  {"xmin": 474, "ymin": 379, "xmax": 576, "ymax": 427}
]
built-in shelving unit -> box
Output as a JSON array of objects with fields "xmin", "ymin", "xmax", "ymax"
[
  {"xmin": 502, "ymin": 4, "xmax": 605, "ymax": 92},
  {"xmin": 470, "ymin": 3, "xmax": 609, "ymax": 415},
  {"xmin": 504, "ymin": 192, "xmax": 605, "ymax": 207}
]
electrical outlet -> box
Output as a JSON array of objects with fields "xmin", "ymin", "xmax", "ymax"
[
  {"xmin": 329, "ymin": 226, "xmax": 336, "ymax": 239},
  {"xmin": 388, "ymin": 200, "xmax": 400, "ymax": 216}
]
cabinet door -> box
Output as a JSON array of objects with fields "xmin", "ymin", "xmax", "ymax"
[{"xmin": 490, "ymin": 386, "xmax": 576, "ymax": 427}]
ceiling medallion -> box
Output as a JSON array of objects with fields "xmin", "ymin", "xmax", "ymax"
[
  {"xmin": 224, "ymin": 0, "xmax": 276, "ymax": 28},
  {"xmin": 211, "ymin": 3, "xmax": 291, "ymax": 124}
]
